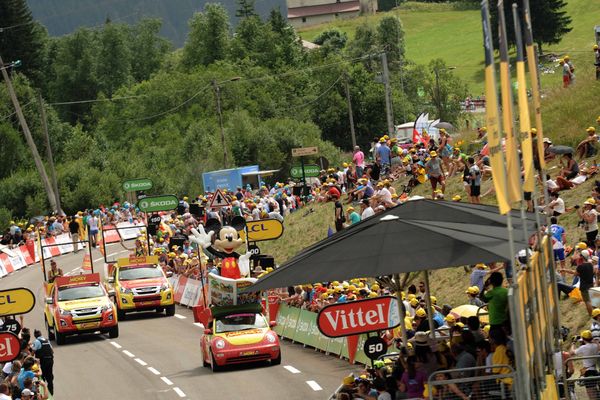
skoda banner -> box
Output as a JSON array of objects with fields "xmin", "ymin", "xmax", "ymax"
[{"xmin": 137, "ymin": 195, "xmax": 178, "ymax": 213}]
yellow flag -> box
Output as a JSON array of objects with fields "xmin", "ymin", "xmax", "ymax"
[
  {"xmin": 497, "ymin": 1, "xmax": 522, "ymax": 204},
  {"xmin": 523, "ymin": 0, "xmax": 546, "ymax": 170},
  {"xmin": 512, "ymin": 6, "xmax": 534, "ymax": 193},
  {"xmin": 481, "ymin": 1, "xmax": 510, "ymax": 214}
]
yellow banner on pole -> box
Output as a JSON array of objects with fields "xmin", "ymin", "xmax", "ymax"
[
  {"xmin": 481, "ymin": 1, "xmax": 510, "ymax": 214},
  {"xmin": 523, "ymin": 0, "xmax": 546, "ymax": 170},
  {"xmin": 512, "ymin": 6, "xmax": 534, "ymax": 193},
  {"xmin": 497, "ymin": 1, "xmax": 522, "ymax": 204}
]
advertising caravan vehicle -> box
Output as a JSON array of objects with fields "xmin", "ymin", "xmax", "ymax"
[
  {"xmin": 200, "ymin": 274, "xmax": 280, "ymax": 371},
  {"xmin": 44, "ymin": 273, "xmax": 118, "ymax": 345},
  {"xmin": 106, "ymin": 255, "xmax": 175, "ymax": 319}
]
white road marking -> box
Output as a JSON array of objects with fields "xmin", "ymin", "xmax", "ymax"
[
  {"xmin": 93, "ymin": 257, "xmax": 104, "ymax": 263},
  {"xmin": 284, "ymin": 365, "xmax": 301, "ymax": 374},
  {"xmin": 110, "ymin": 342, "xmax": 122, "ymax": 349},
  {"xmin": 148, "ymin": 367, "xmax": 161, "ymax": 375},
  {"xmin": 134, "ymin": 358, "xmax": 147, "ymax": 366},
  {"xmin": 306, "ymin": 381, "xmax": 323, "ymax": 391},
  {"xmin": 122, "ymin": 350, "xmax": 135, "ymax": 358},
  {"xmin": 173, "ymin": 387, "xmax": 186, "ymax": 398},
  {"xmin": 174, "ymin": 314, "xmax": 186, "ymax": 319},
  {"xmin": 161, "ymin": 377, "xmax": 174, "ymax": 386},
  {"xmin": 65, "ymin": 267, "xmax": 82, "ymax": 276},
  {"xmin": 193, "ymin": 322, "xmax": 204, "ymax": 328}
]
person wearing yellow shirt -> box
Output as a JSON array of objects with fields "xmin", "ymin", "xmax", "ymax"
[{"xmin": 490, "ymin": 328, "xmax": 513, "ymax": 388}]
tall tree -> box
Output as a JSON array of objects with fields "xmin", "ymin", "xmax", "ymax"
[
  {"xmin": 182, "ymin": 4, "xmax": 230, "ymax": 69},
  {"xmin": 97, "ymin": 22, "xmax": 132, "ymax": 97},
  {"xmin": 0, "ymin": 0, "xmax": 48, "ymax": 87},
  {"xmin": 491, "ymin": 0, "xmax": 571, "ymax": 54},
  {"xmin": 236, "ymin": 0, "xmax": 258, "ymax": 18},
  {"xmin": 377, "ymin": 15, "xmax": 405, "ymax": 68},
  {"xmin": 49, "ymin": 28, "xmax": 99, "ymax": 124},
  {"xmin": 129, "ymin": 18, "xmax": 171, "ymax": 82}
]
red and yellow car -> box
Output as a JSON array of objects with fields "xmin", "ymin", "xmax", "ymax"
[
  {"xmin": 201, "ymin": 305, "xmax": 281, "ymax": 372},
  {"xmin": 44, "ymin": 273, "xmax": 118, "ymax": 345},
  {"xmin": 106, "ymin": 255, "xmax": 175, "ymax": 319}
]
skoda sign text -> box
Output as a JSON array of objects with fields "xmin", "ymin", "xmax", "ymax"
[{"xmin": 137, "ymin": 195, "xmax": 178, "ymax": 213}]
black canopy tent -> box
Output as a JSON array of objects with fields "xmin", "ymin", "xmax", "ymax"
[{"xmin": 245, "ymin": 200, "xmax": 536, "ymax": 346}]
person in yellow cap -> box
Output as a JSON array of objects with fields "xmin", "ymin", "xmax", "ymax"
[
  {"xmin": 590, "ymin": 309, "xmax": 600, "ymax": 342},
  {"xmin": 575, "ymin": 126, "xmax": 599, "ymax": 160},
  {"xmin": 452, "ymin": 194, "xmax": 461, "ymax": 202},
  {"xmin": 595, "ymin": 45, "xmax": 600, "ymax": 80},
  {"xmin": 559, "ymin": 58, "xmax": 572, "ymax": 88},
  {"xmin": 569, "ymin": 329, "xmax": 600, "ymax": 398},
  {"xmin": 425, "ymin": 150, "xmax": 445, "ymax": 199},
  {"xmin": 346, "ymin": 206, "xmax": 361, "ymax": 226},
  {"xmin": 576, "ymin": 198, "xmax": 599, "ymax": 246},
  {"xmin": 466, "ymin": 286, "xmax": 484, "ymax": 307}
]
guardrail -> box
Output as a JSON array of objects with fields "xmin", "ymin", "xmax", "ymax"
[
  {"xmin": 427, "ymin": 365, "xmax": 515, "ymax": 399},
  {"xmin": 563, "ymin": 355, "xmax": 600, "ymax": 400}
]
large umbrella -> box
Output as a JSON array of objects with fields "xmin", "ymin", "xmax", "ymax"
[
  {"xmin": 435, "ymin": 122, "xmax": 455, "ymax": 131},
  {"xmin": 248, "ymin": 214, "xmax": 529, "ymax": 292},
  {"xmin": 450, "ymin": 304, "xmax": 489, "ymax": 324},
  {"xmin": 289, "ymin": 200, "xmax": 537, "ymax": 264}
]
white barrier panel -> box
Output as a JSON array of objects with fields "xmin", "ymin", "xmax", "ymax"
[
  {"xmin": 0, "ymin": 257, "xmax": 7, "ymax": 278},
  {"xmin": 55, "ymin": 233, "xmax": 74, "ymax": 254},
  {"xmin": 180, "ymin": 279, "xmax": 202, "ymax": 307},
  {"xmin": 8, "ymin": 253, "xmax": 26, "ymax": 271},
  {"xmin": 19, "ymin": 246, "xmax": 34, "ymax": 265},
  {"xmin": 116, "ymin": 222, "xmax": 144, "ymax": 241}
]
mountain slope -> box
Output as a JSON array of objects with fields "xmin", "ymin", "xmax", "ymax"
[{"xmin": 26, "ymin": 0, "xmax": 287, "ymax": 46}]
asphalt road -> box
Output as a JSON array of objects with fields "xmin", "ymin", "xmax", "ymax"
[{"xmin": 4, "ymin": 243, "xmax": 362, "ymax": 399}]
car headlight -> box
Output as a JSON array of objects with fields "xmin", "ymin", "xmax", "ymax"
[
  {"xmin": 120, "ymin": 287, "xmax": 132, "ymax": 294},
  {"xmin": 101, "ymin": 305, "xmax": 111, "ymax": 312},
  {"xmin": 160, "ymin": 284, "xmax": 170, "ymax": 291},
  {"xmin": 59, "ymin": 308, "xmax": 71, "ymax": 316},
  {"xmin": 266, "ymin": 332, "xmax": 277, "ymax": 343},
  {"xmin": 214, "ymin": 338, "xmax": 226, "ymax": 349}
]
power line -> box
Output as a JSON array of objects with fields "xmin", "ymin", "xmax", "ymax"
[
  {"xmin": 0, "ymin": 100, "xmax": 34, "ymax": 121},
  {"xmin": 48, "ymin": 94, "xmax": 147, "ymax": 106},
  {"xmin": 284, "ymin": 76, "xmax": 343, "ymax": 111}
]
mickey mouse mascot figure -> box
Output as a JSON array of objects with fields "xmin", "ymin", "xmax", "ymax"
[{"xmin": 189, "ymin": 216, "xmax": 251, "ymax": 279}]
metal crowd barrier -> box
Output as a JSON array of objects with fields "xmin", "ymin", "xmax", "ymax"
[
  {"xmin": 563, "ymin": 355, "xmax": 600, "ymax": 400},
  {"xmin": 427, "ymin": 365, "xmax": 515, "ymax": 399}
]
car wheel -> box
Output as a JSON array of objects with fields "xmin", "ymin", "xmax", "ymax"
[
  {"xmin": 165, "ymin": 304, "xmax": 175, "ymax": 316},
  {"xmin": 271, "ymin": 353, "xmax": 281, "ymax": 366},
  {"xmin": 202, "ymin": 346, "xmax": 209, "ymax": 368},
  {"xmin": 117, "ymin": 308, "xmax": 126, "ymax": 321},
  {"xmin": 108, "ymin": 325, "xmax": 119, "ymax": 339},
  {"xmin": 156, "ymin": 307, "xmax": 164, "ymax": 313},
  {"xmin": 45, "ymin": 319, "xmax": 55, "ymax": 341},
  {"xmin": 55, "ymin": 330, "xmax": 66, "ymax": 346},
  {"xmin": 211, "ymin": 352, "xmax": 221, "ymax": 372}
]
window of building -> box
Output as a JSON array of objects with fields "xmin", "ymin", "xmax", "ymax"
[{"xmin": 302, "ymin": 17, "xmax": 307, "ymax": 22}]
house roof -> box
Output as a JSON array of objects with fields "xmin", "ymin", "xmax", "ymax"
[{"xmin": 288, "ymin": 1, "xmax": 360, "ymax": 18}]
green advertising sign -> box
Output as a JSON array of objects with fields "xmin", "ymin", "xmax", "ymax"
[
  {"xmin": 294, "ymin": 310, "xmax": 312, "ymax": 344},
  {"xmin": 122, "ymin": 178, "xmax": 153, "ymax": 192},
  {"xmin": 290, "ymin": 165, "xmax": 320, "ymax": 179},
  {"xmin": 137, "ymin": 195, "xmax": 178, "ymax": 213},
  {"xmin": 282, "ymin": 307, "xmax": 301, "ymax": 339}
]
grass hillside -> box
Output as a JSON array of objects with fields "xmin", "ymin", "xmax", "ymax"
[
  {"xmin": 298, "ymin": 0, "xmax": 600, "ymax": 95},
  {"xmin": 261, "ymin": 66, "xmax": 600, "ymax": 338}
]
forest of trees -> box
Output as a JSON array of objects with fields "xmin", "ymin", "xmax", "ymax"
[{"xmin": 0, "ymin": 0, "xmax": 570, "ymax": 222}]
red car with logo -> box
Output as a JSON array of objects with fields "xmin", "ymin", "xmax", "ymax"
[{"xmin": 200, "ymin": 304, "xmax": 280, "ymax": 371}]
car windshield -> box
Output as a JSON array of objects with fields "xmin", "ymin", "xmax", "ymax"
[
  {"xmin": 58, "ymin": 284, "xmax": 104, "ymax": 301},
  {"xmin": 215, "ymin": 313, "xmax": 267, "ymax": 333},
  {"xmin": 119, "ymin": 266, "xmax": 163, "ymax": 281}
]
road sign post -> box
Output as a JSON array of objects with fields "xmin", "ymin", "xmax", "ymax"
[{"xmin": 291, "ymin": 147, "xmax": 318, "ymax": 199}]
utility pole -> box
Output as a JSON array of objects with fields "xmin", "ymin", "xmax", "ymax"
[
  {"xmin": 38, "ymin": 93, "xmax": 63, "ymax": 215},
  {"xmin": 343, "ymin": 75, "xmax": 357, "ymax": 149},
  {"xmin": 212, "ymin": 79, "xmax": 229, "ymax": 169},
  {"xmin": 434, "ymin": 67, "xmax": 442, "ymax": 121},
  {"xmin": 380, "ymin": 52, "xmax": 394, "ymax": 136},
  {"xmin": 0, "ymin": 55, "xmax": 58, "ymax": 213}
]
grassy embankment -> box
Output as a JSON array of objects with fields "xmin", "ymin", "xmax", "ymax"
[
  {"xmin": 261, "ymin": 65, "xmax": 600, "ymax": 338},
  {"xmin": 297, "ymin": 0, "xmax": 600, "ymax": 97}
]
